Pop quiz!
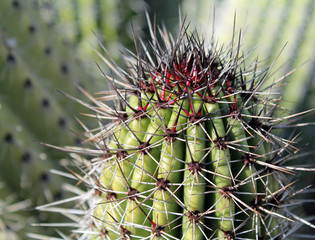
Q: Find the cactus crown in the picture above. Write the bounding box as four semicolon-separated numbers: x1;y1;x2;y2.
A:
38;18;315;240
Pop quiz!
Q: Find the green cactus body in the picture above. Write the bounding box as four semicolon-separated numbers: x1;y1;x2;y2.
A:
0;0;100;148
0;1;107;237
0;180;37;239
84;32;291;238
0;102;63;202
43;16;315;240
0;101;73;239
209;0;315;112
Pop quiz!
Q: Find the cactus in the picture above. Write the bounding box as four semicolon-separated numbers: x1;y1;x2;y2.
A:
0;102;59;200
185;0;315;227
0;0;92;207
0;180;33;240
0;94;77;239
193;0;315;113
0;1;101;238
43;0;145;61
0;1;152;238
39;15;315;239
0;0;100;146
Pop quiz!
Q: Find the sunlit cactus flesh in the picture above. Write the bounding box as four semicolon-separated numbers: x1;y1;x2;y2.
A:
40;18;315;240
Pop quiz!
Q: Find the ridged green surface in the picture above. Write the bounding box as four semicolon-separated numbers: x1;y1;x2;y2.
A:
0;0;97;238
44;0;145;60
0;103;58;198
50;22;315;239
1;1;314;239
0;0;97;146
194;0;315;112
0;1;147;238
0;181;34;240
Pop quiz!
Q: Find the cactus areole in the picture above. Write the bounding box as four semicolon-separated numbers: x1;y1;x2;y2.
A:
50;20;315;240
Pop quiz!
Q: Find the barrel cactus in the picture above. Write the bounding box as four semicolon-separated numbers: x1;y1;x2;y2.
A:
40;17;315;239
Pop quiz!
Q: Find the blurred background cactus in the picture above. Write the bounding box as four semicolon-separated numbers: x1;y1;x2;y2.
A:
0;0;145;238
0;0;314;239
